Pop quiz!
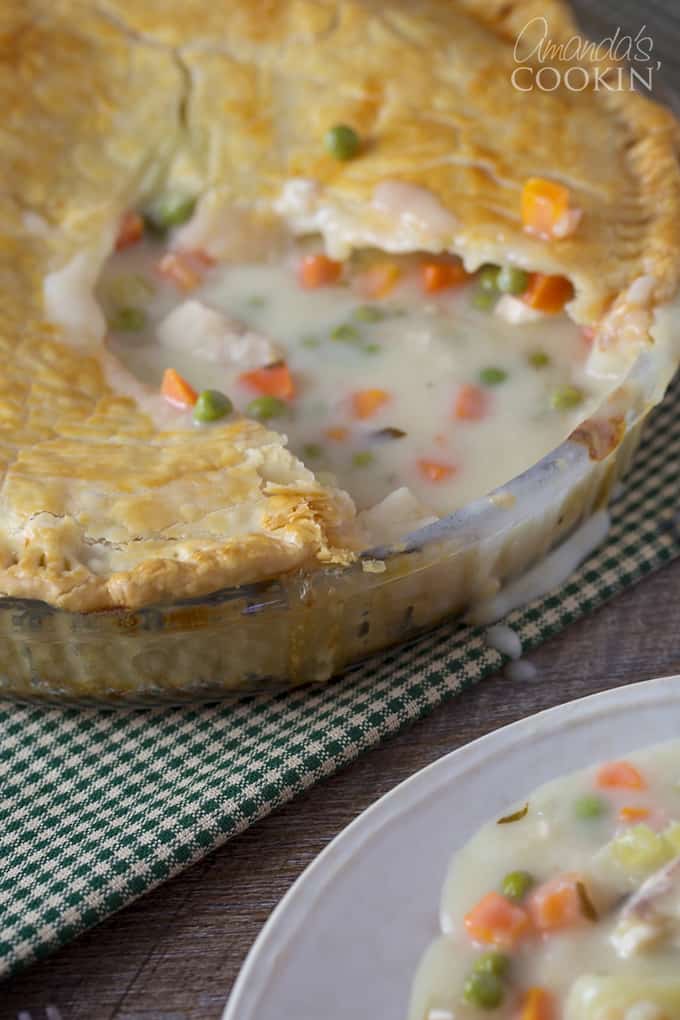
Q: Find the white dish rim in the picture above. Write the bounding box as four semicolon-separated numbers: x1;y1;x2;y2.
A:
222;673;680;1020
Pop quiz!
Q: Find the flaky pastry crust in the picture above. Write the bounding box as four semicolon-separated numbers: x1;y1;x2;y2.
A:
0;0;679;610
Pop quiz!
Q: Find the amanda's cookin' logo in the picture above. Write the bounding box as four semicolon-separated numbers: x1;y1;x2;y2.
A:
511;17;661;93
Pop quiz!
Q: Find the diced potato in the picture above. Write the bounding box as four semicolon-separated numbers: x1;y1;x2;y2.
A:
566;975;680;1020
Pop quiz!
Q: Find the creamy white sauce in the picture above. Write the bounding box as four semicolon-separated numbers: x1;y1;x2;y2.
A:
45;251;109;348
467;510;611;626
98;240;615;518
503;659;538;683
409;741;680;1020
485;624;523;660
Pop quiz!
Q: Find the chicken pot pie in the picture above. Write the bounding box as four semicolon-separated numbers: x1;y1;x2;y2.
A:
409;742;680;1020
2;0;680;615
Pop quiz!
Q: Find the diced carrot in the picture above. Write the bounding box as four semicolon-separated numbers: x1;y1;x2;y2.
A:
161;368;198;409
464;892;531;950
325;426;349;441
596;761;647;791
521;177;570;239
351;388;391;420
619;806;651;823
417;458;456;483
522;273;574;314
157;252;202;292
298;253;343;289
519;987;555;1020
421;258;470;293
527;873;585;932
453;383;488;421
115;210;144;251
356;261;401;299
239;362;296;400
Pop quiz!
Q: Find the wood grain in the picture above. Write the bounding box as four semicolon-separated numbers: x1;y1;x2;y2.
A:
5;563;680;1019
4;1;680;1017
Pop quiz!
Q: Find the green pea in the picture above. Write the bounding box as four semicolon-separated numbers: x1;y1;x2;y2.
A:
462;972;504;1010
477;265;501;292
143;193;196;235
497;265;529;295
473;952;511;979
528;350;550;369
109;306;147;333
331;323;361;343
501;870;534;902
324;123;360;161
192;389;233;424
106;273;155;306
353;304;386;323
247;295;266;308
363;342;381;355
551;385;584;410
574;793;608;820
472;288;497;312
300;335;321;349
246;396;288;421
303;442;323;459
479;366;508;386
352;450;374;468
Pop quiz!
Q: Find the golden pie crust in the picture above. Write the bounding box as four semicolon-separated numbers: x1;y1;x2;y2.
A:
1;0;679;611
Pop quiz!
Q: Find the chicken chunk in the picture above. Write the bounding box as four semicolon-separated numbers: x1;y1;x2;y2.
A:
158;299;282;368
611;854;680;957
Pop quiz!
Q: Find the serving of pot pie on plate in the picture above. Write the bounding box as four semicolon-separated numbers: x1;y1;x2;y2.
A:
1;0;679;701
410;741;680;1020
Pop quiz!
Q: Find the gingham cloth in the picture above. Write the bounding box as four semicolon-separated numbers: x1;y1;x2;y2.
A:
1;384;680;981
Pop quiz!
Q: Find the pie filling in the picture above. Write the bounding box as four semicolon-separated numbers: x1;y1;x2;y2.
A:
409;742;680;1020
94;197;621;529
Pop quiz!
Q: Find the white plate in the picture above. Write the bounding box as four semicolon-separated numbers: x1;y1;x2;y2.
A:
223;675;680;1020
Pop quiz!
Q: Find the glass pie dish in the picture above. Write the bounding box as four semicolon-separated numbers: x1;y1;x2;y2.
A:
0;335;673;705
2;2;680;705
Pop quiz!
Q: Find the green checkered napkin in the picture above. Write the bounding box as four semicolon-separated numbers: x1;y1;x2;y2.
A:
1;385;680;981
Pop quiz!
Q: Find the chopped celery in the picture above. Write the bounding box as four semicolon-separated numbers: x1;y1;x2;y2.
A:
607;823;676;878
665;821;680;854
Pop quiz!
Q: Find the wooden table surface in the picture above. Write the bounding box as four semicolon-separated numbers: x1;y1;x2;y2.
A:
5;2;680;1017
